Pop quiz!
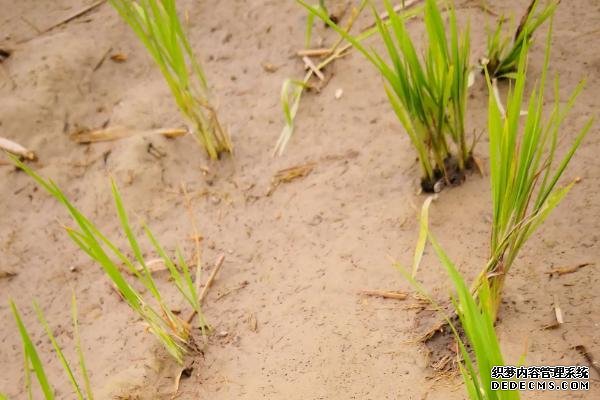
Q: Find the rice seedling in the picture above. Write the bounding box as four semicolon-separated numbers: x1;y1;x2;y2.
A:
9;294;94;400
296;0;473;192
275;2;366;157
482;0;558;79
477;20;593;320
274;0;424;157
109;0;231;160
398;199;520;400
12;157;209;364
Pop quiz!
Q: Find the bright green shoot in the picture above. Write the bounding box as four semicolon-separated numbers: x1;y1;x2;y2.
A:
297;0;472;191
483;0;558;79
398;199;519;400
275;78;308;156
71;294;93;400
109;0;232;160
10;295;94;400
479;19;593;320
13;158;209;364
11;301;54;400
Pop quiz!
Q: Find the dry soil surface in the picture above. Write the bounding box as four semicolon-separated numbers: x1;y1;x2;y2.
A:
0;0;599;399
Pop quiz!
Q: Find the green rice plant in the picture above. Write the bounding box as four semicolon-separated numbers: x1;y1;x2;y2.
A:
483;0;558;79
478;20;593;320
274;1;424;156
398;199;519;400
297;0;472;191
304;1;328;48
278;1;335;155
13;157;209;364
275;2;365;156
276;78;308;156
109;0;232;160
71;294;93;399
9;294;94;400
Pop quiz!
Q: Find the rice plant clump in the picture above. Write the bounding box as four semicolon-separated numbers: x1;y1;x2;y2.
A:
477;20;593;320
398;200;519;400
483;0;558;79
14;158;209;364
9;295;94;400
298;0;472;192
110;0;232;160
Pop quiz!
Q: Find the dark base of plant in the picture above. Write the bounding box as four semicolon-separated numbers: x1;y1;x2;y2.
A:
420;312;468;372
420;155;475;193
215;149;231;160
480;62;517;81
208;143;233;160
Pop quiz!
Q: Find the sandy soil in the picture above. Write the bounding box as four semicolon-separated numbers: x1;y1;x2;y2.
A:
1;0;599;399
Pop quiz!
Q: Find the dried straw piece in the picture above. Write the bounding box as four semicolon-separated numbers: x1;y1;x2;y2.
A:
0;137;37;160
186;254;226;324
0;270;17;279
70;126;187;144
546;262;592;277
267;162;315;195
297;48;332;57
41;0;106;34
553;295;564;324
248;313;258;332
360;290;408;300
302;56;325;81
110;53;128;62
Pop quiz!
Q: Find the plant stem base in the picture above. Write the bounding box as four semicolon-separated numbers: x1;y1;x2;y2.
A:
420;155;475;193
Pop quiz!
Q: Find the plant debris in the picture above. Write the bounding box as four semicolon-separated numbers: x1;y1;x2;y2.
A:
110;53;128;62
172;360;195;398
248;312;258;332
186;254;226;324
41;0;106;34
360;290;408;300
261;62;278;73
70;126;187;144
93;46;113;71
553;295;564;324
267;162;315;196
296;48;332;57
574;345;600;378
302;56;324;80
147;142;166;159
546;262;592;278
216;280;249;300
0;136;37;161
0;270;17;279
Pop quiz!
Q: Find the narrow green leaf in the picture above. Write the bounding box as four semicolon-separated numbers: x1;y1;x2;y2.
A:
412;196;434;277
10;301;55;400
34;302;84;400
72;293;94;400
108;0;230;159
